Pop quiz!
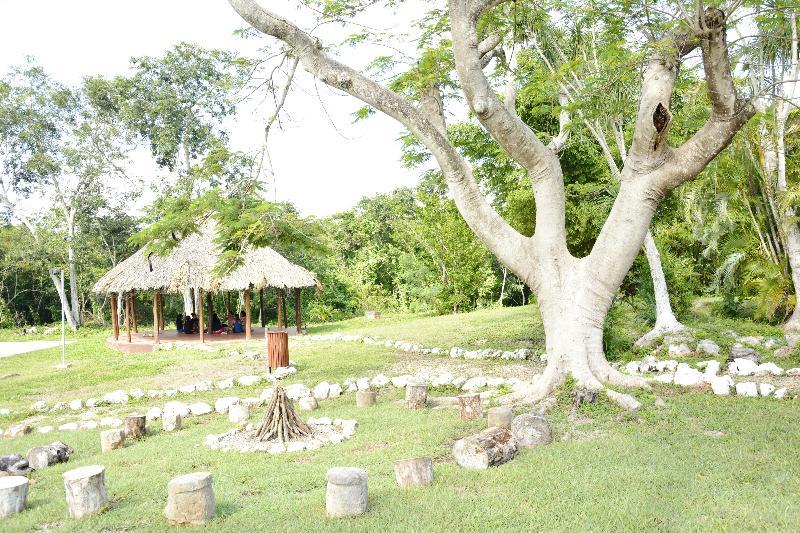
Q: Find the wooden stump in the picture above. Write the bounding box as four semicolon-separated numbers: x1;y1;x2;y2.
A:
452;427;518;470
356;390;377;407
405;384;427;409
511;414;552;448
255;387;311;443
63;465;108;518
124;414;146;439
26;441;74;468
162;412;182;432
458;393;482;420
394;457;433;487
164;472;215;526
267;331;289;370
487;407;513;430
100;430;125;453
326;467;368;517
0;476;28;517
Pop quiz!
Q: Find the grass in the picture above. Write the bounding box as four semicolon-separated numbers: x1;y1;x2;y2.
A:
0;304;798;531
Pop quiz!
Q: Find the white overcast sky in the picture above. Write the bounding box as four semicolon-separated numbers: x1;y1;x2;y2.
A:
0;0;424;217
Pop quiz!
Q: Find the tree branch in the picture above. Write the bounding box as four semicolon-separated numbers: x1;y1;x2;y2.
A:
654;7;755;191
547;90;571;155
228;0;533;281
448;0;567;251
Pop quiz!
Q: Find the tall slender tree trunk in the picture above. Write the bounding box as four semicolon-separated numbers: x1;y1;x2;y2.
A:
498;267;507;305
65;209;81;327
48;269;77;332
634;232;686;346
182;287;194;315
773;113;800;333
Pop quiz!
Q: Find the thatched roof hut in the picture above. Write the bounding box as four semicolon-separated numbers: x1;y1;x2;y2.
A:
93;224;319;295
95;223;319;347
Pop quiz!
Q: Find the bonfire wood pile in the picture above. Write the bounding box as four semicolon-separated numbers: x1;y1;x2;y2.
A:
255;387;311;443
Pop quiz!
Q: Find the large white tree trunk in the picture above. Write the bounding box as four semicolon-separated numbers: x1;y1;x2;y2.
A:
229;0;754;403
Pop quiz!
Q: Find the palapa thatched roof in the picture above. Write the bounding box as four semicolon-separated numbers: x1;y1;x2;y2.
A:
93;224;319;295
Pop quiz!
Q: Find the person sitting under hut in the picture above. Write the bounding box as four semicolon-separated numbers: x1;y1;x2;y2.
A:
211;313;225;334
232;315;244;333
182;315;192;334
176;314;183;333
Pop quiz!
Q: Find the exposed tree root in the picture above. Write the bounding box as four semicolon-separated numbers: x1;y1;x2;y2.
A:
634;319;688;348
782;317;800;347
525;355;648;407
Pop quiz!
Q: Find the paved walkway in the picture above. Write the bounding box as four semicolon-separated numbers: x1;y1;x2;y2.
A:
0;341;74;358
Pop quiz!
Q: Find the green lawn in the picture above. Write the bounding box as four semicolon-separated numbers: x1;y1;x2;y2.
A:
0;305;798;531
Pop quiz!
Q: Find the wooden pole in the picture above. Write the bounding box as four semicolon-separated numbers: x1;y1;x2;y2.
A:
259;288;265;327
159;293;165;331
277;288;284;330
131;290;138;333
294;288;302;334
245;288;252;340
125;293;131;343
153;290;160;345
198;288;205;343
110;293;119;341
207;291;214;334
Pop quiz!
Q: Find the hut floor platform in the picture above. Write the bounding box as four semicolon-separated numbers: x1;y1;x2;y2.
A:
107;327;302;353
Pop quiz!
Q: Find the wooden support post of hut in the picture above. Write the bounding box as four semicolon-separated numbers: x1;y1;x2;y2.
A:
153;290;160;345
198;287;205;344
111;293;119;341
125;292;132;343
131;290;138;333
206;291;214;335
159;294;165;331
244;288;251;340
277;288;284;330
294;288;302;334
259;288;265;327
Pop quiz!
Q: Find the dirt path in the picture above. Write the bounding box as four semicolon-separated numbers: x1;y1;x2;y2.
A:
0;341;74;358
